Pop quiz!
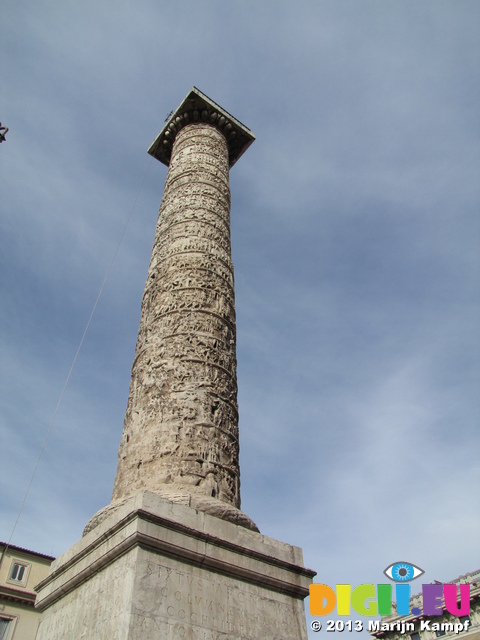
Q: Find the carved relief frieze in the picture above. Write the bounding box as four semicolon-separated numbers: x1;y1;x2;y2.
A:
112;123;243;516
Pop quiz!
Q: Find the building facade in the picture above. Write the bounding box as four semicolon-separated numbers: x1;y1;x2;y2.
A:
371;570;480;640
0;542;54;640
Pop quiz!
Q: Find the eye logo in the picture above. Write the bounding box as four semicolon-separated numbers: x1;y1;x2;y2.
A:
384;561;424;582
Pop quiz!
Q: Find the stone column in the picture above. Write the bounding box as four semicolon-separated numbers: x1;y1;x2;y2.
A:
109;88;257;530
36;91;316;640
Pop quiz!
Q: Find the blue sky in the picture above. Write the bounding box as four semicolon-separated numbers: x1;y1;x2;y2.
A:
1;2;479;636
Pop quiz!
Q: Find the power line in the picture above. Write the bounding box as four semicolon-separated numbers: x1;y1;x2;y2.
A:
1;157;154;566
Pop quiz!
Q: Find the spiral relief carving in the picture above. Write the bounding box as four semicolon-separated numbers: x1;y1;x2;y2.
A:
110;121;257;530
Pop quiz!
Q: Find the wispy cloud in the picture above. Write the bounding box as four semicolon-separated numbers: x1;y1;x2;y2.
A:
1;4;479;638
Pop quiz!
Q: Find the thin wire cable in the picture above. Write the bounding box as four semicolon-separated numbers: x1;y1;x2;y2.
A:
1;158;154;564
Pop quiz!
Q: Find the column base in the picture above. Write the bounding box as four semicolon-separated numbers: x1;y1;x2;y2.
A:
84;489;259;535
35;491;315;639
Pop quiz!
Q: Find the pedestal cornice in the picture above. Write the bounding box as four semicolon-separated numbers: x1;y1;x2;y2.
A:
36;493;316;613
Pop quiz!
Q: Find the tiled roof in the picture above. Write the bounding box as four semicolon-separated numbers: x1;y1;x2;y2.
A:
0;541;55;561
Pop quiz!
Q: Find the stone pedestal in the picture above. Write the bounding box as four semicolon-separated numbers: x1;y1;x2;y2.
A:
35;492;315;639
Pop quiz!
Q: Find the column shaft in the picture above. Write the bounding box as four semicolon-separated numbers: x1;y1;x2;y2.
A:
112;124;241;513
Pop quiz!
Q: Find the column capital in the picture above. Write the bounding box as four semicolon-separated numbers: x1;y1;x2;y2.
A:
148;86;255;168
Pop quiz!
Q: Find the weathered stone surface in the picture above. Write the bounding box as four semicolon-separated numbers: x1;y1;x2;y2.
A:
36;493;315;640
105;118;257;531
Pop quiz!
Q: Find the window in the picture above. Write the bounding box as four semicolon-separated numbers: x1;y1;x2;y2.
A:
0;618;12;640
10;563;25;581
411;633;420;640
7;561;30;587
435;630;446;637
459;616;470;626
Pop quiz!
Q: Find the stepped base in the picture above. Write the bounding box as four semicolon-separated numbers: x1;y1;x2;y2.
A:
35;492;315;639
